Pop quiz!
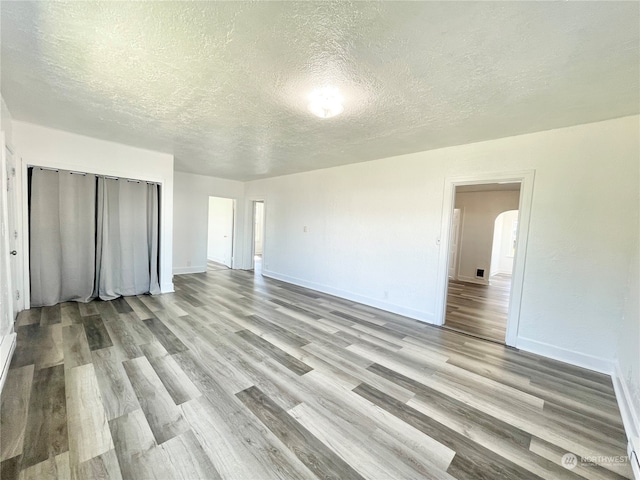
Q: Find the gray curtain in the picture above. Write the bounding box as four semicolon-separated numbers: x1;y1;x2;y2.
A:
95;178;161;300
30;169;161;305
30;169;96;307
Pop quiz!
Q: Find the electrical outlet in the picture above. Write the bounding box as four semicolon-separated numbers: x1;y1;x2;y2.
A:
303;226;308;233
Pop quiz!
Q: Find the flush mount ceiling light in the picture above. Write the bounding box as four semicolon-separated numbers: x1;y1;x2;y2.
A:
308;86;344;119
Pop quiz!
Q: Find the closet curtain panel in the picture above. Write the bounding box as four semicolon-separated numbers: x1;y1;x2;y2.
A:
95;178;161;300
29;169;96;307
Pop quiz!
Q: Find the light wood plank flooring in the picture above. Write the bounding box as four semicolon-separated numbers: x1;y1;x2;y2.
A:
445;274;511;343
0;268;632;479
207;260;230;272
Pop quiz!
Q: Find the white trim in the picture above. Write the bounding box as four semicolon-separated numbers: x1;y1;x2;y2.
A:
0;333;17;394
434;170;535;347
515;337;614;374
613;362;640;479
263;269;434;323
173;266;206;275
160;282;175;293
491;269;513;276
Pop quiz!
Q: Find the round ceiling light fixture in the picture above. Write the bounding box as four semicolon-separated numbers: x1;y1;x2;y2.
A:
308;86;344;119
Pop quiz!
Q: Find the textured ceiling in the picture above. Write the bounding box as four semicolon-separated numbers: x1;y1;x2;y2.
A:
1;2;639;181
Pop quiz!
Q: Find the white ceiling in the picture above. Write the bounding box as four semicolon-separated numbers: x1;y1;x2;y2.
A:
1;1;638;181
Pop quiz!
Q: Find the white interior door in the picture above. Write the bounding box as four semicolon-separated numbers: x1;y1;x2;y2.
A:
207;197;234;268
448;208;461;279
0;134;14;336
5;146;21;315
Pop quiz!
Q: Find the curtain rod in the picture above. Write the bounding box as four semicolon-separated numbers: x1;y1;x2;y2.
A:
35;167;161;185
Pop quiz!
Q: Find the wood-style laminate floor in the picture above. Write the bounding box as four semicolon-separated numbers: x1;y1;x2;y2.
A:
0;266;632;479
444;274;511;343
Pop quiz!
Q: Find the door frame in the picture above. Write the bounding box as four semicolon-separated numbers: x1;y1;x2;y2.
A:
434;170;535;347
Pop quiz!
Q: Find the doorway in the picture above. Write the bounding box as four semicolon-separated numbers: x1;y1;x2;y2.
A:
207;196;235;270
435;171;534;347
443;183;521;343
251;201;265;274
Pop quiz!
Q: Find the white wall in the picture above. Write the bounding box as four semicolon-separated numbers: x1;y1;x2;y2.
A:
455;191;520;283
207;197;234;265
490;210;518;276
244;115;639;372
12;121;175;294
173;171;244;274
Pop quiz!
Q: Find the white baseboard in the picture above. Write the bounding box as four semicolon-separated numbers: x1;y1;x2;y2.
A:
515;337;614;374
262;269;434;323
613;362;640;479
173;266;206;275
0;333;17;394
160;282;175;293
207;255;225;264
457;275;490;286
490;270;512;277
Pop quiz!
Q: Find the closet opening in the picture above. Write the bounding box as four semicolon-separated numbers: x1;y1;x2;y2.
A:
27;167;161;307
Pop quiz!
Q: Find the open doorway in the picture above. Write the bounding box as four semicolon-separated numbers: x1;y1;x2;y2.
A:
207;196;235;271
443;183;521;344
251;201;265;274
